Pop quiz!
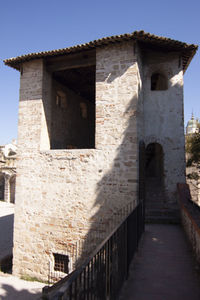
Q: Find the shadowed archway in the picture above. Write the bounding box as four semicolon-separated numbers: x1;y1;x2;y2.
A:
145;143;165;222
145;143;164;186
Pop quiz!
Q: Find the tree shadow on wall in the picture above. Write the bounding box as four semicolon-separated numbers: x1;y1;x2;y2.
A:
76;87;143;266
72;48;144;267
68;70;184;300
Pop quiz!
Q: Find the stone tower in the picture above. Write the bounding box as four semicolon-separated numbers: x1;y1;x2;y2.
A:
4;31;197;281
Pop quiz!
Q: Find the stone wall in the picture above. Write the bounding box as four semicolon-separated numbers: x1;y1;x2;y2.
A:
143;50;185;201
178;183;200;264
13;41;142;281
12;40;187;280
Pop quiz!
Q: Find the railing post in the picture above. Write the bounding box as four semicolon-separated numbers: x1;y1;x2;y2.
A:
42;286;50;300
124;219;128;280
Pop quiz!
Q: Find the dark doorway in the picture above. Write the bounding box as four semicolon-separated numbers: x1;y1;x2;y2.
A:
145;143;164;185
10;175;16;204
0;174;5;201
139;141;146;202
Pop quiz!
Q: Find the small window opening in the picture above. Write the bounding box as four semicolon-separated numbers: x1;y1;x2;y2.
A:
53;253;69;274
8;150;16;156
80;102;88;119
56;90;67;109
151;73;168;91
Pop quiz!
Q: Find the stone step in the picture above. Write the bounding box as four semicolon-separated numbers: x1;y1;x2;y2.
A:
144;183;180;223
146;210;179;217
145;202;167;208
145;208;180;224
145;215;180;224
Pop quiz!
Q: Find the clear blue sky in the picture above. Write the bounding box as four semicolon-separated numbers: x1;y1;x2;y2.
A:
0;0;199;144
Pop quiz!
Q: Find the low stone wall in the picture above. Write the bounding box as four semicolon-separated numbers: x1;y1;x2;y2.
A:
177;183;200;263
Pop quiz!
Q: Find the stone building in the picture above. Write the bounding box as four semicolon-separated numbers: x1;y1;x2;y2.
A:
0;141;17;203
4;31;197;281
186;113;200;135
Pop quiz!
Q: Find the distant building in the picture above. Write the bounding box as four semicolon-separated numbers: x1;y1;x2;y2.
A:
186;114;200;135
0;140;17;203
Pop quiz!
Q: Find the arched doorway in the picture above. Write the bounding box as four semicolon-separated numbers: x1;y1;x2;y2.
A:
10;175;16;204
145;143;165;222
145;143;164;185
0;173;5;201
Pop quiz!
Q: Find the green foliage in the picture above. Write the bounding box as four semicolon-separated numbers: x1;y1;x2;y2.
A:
20;274;48;284
186;133;200;166
186;133;200;181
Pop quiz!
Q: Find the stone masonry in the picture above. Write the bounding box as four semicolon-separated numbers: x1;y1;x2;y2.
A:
4;31;197;281
12;42;141;280
143;50;185;199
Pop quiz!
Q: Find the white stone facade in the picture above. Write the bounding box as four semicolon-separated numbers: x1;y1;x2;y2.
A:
186;114;199;135
143;50;185;200
0;142;17;203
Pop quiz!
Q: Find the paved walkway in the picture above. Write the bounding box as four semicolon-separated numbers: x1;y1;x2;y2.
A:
0;272;45;300
119;224;200;300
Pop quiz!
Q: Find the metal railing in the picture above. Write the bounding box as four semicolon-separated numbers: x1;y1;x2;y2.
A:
47;202;138;285
42;202;144;300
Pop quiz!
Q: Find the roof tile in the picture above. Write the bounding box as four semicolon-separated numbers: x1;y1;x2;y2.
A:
4;30;198;72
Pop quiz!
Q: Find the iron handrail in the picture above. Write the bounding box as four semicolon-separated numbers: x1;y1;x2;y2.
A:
42;202;144;299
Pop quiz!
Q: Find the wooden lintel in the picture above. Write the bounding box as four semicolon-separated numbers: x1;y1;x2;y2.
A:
46;51;96;72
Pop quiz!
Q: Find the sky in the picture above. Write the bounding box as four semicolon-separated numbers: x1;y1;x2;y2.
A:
0;0;199;144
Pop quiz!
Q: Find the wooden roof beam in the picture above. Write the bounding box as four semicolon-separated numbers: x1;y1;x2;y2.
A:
46;50;96;73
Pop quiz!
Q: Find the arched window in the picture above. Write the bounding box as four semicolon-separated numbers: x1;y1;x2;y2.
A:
151;73;168;91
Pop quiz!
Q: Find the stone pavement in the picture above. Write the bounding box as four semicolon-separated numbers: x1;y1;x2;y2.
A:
119;224;200;300
0;272;45;300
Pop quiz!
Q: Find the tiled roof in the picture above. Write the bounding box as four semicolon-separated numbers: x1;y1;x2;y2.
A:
4;30;198;72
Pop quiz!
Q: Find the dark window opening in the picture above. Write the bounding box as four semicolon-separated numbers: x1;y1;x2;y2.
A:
53;253;69;274
151;73;168;91
46;51;96;150
8;150;16;156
